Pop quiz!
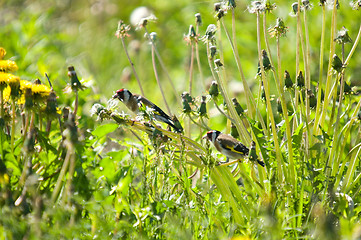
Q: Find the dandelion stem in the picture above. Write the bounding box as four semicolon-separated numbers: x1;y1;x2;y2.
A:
144;26;180;105
51;146;71;203
263;13;296;189
11;99;16;153
256;12;283;182
0;89;4;159
195;24;205;90
74;90;79;116
220;19;267;136
121;37;145;97
317;0;338;133
313;4;326;138
151;44;171;114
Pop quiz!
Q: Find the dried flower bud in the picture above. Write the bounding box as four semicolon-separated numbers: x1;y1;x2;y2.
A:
202;24;217;44
214;59;223;68
269;18;288;38
115;20;131;39
334;27;352;45
350;0;361;10
209;45;217;59
249;141;264;167
291;2;300;15
297;71;305;88
209;81;219;97
184;25;198;44
214;2;222;11
307;89;317;108
198;96;208;117
149;32;157;42
265;1;276;13
33;79;42;85
216;9;226;20
195;13;202;26
45;91;59;118
319;0;327;6
230;123;239;138
331;54;343;73
284;70;293;89
302;0;313;10
181;92;192;114
228;0;236;8
232;98;244;116
68;66;84;91
257;50;271;75
248;1;266;13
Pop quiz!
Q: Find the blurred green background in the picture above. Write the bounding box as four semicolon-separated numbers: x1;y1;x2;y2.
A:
1;0;360;113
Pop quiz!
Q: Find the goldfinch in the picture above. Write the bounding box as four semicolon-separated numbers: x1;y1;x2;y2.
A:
203;130;265;167
113;88;182;132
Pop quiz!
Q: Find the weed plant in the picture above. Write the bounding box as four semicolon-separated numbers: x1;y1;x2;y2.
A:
1;0;361;239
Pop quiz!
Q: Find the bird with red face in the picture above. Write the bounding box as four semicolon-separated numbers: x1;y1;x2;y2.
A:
113;88;182;132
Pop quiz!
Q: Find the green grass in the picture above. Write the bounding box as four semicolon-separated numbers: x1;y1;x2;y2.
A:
1;0;361;239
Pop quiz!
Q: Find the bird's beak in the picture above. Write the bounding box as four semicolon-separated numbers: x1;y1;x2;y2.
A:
202;134;208;140
112;93;118;99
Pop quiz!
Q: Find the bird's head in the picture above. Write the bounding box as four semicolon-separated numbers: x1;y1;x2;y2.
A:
202;130;221;143
113;88;132;103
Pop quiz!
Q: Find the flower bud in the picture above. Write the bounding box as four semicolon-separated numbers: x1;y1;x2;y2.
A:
209;81;219;97
198;96;207;117
195;13;202;26
232;98;244;116
68;66;84;91
296;71;304;88
230;123;239;138
284;70;293;89
214;59;223;68
331;54;343;73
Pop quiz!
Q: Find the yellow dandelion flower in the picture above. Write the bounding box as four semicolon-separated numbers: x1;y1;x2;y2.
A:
0;60;18;72
18;80;33;105
0;47;6;59
0;72;20;96
3;86;10;102
0;72;20;85
32;83;51;103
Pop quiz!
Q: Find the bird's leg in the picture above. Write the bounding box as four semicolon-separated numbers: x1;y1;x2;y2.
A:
231;162;239;173
218;157;240;166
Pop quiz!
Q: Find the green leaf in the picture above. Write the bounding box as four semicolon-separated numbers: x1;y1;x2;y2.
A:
92;123;119;138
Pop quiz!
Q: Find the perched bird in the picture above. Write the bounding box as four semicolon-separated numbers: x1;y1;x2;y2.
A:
113;88;182;132
203;130;265;167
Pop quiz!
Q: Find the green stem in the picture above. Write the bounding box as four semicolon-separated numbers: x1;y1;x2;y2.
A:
151;44;171;115
220;19;268;137
11;99;16;153
0;89;4;159
144;26;181;105
121;37;145;97
263;13;296;189
195;24;205;90
313;5;326;139
51;146;71;202
256;12;283;182
316;0;338;134
221;17;258;121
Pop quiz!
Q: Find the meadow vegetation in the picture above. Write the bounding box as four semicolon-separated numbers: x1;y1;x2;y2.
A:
1;0;361;239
